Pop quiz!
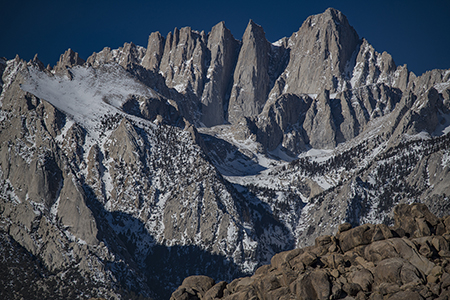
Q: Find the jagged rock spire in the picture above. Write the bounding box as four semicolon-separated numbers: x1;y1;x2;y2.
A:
227;20;271;123
268;7;360;98
142;31;165;70
55;48;85;71
200;21;239;127
158;26;208;96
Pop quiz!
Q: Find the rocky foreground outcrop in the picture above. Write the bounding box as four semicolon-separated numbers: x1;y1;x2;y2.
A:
171;203;450;300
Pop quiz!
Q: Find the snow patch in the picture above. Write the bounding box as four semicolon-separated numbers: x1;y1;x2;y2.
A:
442;152;450;168
301;148;334;163
0;59;24;106
435;82;450;93
173;82;187;93
272;38;285;47
0;168;21;205
21;64;155;137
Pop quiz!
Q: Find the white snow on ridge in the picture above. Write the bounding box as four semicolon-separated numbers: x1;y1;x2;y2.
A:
0;59;24;106
272;38;285;47
21;65;155;137
54;119;75;143
404;131;432;141
435;82;450;93
300;148;334;163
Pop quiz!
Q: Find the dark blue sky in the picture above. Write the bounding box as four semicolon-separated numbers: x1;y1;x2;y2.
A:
2;0;449;76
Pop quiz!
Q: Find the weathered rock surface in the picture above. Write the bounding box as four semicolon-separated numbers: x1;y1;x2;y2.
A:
86;42;146;69
1;56;295;299
213;7;446;154
0;59;122;299
201;21;239;127
159;27;208;97
256;93;312;153
141;31;165;71
0;229;115;300
303;89;338;149
57;174;99;245
171;204;450;300
268;7;360;99
227;20;271;124
54;48;85;77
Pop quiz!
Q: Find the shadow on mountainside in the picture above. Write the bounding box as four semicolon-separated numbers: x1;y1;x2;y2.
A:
199;133;267;176
228;181;298;259
0;229;116;300
83;185;246;300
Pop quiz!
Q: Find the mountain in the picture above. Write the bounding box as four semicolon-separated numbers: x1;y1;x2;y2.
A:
1;7;449;299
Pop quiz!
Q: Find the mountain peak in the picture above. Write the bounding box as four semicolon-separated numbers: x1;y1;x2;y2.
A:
304;7;355;33
142;31;165;70
243;19;266;39
323;7;346;21
55;48;85;71
31;53;45;70
228;18;271;123
214;20;226;29
271;7;360;95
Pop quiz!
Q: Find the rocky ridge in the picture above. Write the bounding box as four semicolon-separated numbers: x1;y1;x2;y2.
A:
171;203;450;300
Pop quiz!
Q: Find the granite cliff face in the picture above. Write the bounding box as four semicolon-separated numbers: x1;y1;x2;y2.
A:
227;20;271;124
201;22;239;127
1;7;450;300
268;7;360;98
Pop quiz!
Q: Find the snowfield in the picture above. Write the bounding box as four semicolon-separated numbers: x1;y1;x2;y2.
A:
21;65;156;137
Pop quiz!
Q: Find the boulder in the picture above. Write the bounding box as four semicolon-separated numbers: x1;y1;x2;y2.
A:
394;203;440;238
373;257;425;286
364;238;435;275
203;281;227;300
337;222;352;234
338;224;396;252
338;223;375;252
290;270;331;300
386;290;424;300
270;247;302;270
170;275;215;300
350;268;374;292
